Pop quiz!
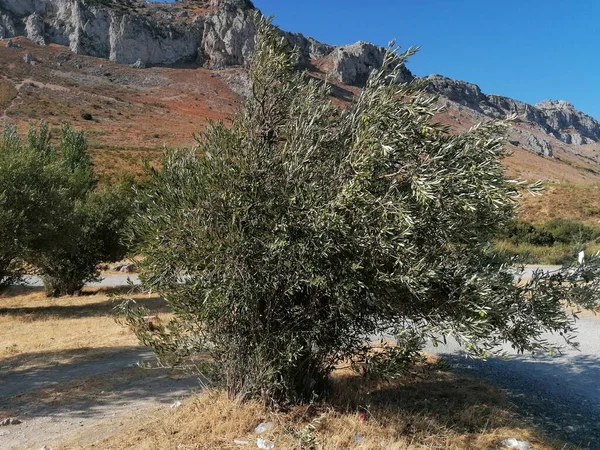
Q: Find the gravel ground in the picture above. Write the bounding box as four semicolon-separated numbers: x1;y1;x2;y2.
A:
427;315;600;448
22;274;141;288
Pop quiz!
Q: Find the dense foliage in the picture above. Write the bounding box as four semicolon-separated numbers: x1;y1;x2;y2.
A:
124;16;600;405
0;122;133;296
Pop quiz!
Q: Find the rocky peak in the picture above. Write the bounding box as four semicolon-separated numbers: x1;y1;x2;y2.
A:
425;75;600;151
536;100;576;111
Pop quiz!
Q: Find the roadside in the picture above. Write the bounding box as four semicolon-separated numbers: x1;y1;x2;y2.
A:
427;315;600;448
0;286;198;449
0;357;200;449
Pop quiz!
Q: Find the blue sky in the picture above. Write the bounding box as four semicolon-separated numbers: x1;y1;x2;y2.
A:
156;1;600;119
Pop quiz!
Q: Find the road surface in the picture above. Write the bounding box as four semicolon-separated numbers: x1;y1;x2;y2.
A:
19;265;563;289
22;273;141;288
427;314;600;448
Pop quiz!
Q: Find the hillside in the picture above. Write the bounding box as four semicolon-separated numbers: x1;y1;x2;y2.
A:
1;0;600;217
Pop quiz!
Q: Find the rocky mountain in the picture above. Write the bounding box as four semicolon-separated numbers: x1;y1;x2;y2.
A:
0;0;388;84
0;0;599;166
426;75;600;155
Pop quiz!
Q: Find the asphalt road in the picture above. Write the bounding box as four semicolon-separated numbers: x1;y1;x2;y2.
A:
426;315;600;448
19;265;562;289
22;274;141;288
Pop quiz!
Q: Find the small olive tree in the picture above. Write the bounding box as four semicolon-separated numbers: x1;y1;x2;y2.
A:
125;16;600;405
0;122;133;296
0;124;71;291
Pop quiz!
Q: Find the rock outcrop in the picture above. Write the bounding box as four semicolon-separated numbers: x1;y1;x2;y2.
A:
282;31;334;65
200;0;255;68
325;41;384;86
535;100;600;144
24;11;44;45
425;74;600;152
0;11;15;38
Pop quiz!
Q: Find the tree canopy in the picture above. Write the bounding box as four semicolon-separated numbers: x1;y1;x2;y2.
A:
0;122;133;296
124;16;600;405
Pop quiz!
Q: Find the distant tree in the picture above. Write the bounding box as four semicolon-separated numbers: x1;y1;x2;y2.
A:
124;16;600;406
0;123;70;291
0;122;133;296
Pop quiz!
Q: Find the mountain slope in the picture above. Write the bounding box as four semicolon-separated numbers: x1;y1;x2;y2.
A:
1;0;599;190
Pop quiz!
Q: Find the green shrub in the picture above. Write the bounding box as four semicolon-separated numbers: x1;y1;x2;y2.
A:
496;218;600;264
538;218;600;245
123;16;600;406
0;122;134;296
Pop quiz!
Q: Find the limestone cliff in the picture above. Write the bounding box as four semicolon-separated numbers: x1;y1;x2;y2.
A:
1;0;598;158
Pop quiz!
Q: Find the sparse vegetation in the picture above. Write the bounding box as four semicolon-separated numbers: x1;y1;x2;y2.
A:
518;182;600;225
123;16;600;406
98;369;567;450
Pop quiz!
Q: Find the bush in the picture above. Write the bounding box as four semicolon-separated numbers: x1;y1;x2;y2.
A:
124;16;600;406
539;218;600;245
497;218;600;264
0;122;133;296
0;124;71;291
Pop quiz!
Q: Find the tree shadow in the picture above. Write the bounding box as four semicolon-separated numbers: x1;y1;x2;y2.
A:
328;368;510;432
0;346;200;424
0;294;168;319
437;352;600;449
0;346;151;395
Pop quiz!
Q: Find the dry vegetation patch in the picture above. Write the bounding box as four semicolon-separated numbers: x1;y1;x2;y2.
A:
518;183;600;225
91;368;565;450
0;78;18;112
0;287;169;369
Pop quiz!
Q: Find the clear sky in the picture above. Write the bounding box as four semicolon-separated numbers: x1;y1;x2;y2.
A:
156;0;600;119
254;1;600;120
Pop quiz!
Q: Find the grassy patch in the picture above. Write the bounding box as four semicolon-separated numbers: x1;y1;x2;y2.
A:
495;240;581;265
496;218;600;264
0;286;169;367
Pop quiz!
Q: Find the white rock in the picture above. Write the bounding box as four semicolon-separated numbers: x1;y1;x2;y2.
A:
256;438;275;450
502;438;531;450
25;12;45;45
254;421;274;434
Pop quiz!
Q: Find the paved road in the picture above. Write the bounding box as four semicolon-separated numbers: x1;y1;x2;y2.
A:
427;315;600;448
22;273;141;288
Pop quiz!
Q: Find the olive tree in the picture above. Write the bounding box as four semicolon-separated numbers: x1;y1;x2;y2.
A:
0;122;133;296
124;16;600;405
0;124;71;291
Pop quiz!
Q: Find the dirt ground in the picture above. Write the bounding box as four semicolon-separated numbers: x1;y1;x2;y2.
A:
0;286;200;449
0;286;577;450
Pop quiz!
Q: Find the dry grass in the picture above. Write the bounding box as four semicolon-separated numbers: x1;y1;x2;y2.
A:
91;368;567;450
0;286;169;369
0;78;18;111
518;183;600;225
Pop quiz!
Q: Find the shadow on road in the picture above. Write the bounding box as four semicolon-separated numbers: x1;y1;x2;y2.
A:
440;352;600;449
0;346;157;398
